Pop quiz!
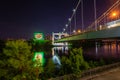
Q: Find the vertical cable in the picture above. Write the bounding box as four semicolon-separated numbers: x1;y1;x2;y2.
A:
94;0;97;30
70;22;71;35
73;9;77;33
68;18;71;35
81;0;84;32
74;10;77;33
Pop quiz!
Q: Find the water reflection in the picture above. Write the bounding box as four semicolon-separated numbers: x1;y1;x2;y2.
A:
84;42;120;60
52;46;68;56
52;54;61;68
52;46;68;68
52;42;120;61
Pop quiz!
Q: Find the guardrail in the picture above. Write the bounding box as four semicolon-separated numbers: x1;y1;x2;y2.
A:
49;62;120;80
81;62;120;79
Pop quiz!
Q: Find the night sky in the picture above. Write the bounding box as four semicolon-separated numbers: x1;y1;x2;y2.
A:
0;0;116;39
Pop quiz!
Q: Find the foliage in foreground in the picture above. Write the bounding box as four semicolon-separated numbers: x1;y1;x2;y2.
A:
0;40;43;80
59;48;90;76
0;40;107;80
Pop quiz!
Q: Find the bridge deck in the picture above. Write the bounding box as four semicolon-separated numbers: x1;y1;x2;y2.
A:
55;26;120;42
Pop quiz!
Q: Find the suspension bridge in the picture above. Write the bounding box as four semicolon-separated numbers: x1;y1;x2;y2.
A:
54;0;120;43
52;1;120;79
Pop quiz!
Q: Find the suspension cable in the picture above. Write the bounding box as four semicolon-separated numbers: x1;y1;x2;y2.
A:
66;0;81;33
87;0;120;30
81;0;84;32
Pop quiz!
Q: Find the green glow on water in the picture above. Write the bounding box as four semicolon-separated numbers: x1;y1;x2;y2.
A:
33;52;45;66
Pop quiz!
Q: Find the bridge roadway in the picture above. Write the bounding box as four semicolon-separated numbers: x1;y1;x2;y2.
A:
55;26;120;42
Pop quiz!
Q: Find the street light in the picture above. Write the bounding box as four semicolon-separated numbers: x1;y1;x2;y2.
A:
63;28;65;31
73;30;76;34
73;9;76;13
68;18;71;35
112;12;117;16
68;18;71;21
77;29;81;33
112;12;117;17
65;24;68;28
110;11;118;20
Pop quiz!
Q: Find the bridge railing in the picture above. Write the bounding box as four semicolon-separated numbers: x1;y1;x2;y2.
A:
65;18;120;38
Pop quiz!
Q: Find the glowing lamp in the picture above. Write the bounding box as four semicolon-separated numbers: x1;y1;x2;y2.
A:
110;11;118;19
112;12;117;17
73;30;76;34
78;29;81;33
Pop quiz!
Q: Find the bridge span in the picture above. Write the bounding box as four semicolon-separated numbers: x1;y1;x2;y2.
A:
56;0;120;43
55;26;120;42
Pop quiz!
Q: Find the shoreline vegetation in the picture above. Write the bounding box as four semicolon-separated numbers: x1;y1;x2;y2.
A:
0;39;120;80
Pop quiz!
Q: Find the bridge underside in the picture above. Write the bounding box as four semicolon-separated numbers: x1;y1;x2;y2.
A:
55;26;120;42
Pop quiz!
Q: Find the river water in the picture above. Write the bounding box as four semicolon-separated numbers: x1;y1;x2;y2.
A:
84;42;120;61
53;41;120;61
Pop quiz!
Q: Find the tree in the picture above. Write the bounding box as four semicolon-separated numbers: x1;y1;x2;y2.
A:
60;48;89;76
0;40;42;80
69;48;89;74
42;58;56;79
60;56;72;75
